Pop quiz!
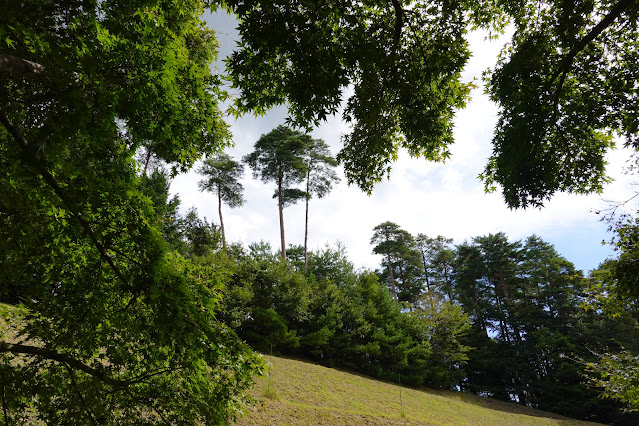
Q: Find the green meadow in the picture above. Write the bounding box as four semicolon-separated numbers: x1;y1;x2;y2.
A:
237;355;600;426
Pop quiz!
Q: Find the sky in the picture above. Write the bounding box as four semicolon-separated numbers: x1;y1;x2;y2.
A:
170;11;638;275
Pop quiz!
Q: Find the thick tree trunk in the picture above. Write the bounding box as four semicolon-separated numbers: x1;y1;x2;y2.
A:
304;171;310;272
278;173;286;260
218;188;226;250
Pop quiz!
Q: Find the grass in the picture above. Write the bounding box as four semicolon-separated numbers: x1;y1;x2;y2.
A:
0;306;601;425
0;303;24;343
236;355;601;426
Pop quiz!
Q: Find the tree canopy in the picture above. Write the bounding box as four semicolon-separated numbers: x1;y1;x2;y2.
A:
3;0;639;422
0;1;259;423
224;0;639;207
198;152;245;248
243;125;310;259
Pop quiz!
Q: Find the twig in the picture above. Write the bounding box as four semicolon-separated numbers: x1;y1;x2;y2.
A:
65;363;99;426
1;376;10;426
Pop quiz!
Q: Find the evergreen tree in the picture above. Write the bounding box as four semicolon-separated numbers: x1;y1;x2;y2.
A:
371;222;422;303
198;152;245;249
301;138;340;271
244;126;309;260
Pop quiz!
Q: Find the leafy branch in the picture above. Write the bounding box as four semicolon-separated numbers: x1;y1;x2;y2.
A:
0;108;128;286
550;0;634;105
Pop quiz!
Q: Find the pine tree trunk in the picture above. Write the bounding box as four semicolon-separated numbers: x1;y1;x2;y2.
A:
499;267;522;341
471;279;487;336
278;172;286;260
304;171;310;272
218;188;226;250
444;265;452;300
387;252;397;301
420;249;430;292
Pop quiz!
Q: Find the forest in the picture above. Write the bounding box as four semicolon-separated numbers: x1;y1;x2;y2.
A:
2;0;639;424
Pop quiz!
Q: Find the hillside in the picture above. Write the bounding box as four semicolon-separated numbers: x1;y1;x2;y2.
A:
236;355;600;426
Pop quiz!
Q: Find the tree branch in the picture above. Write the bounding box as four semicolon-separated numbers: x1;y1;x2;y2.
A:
0;341;128;387
551;0;635;99
1;341;178;390
64;364;99;426
0;108;128;286
1;377;9;426
391;0;404;48
0;53;49;81
0;52;81;85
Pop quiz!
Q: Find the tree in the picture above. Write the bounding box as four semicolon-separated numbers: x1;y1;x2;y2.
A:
198;152;245;249
371;221;422;303
225;0;485;194
451;233;638;422
582;209;639;414
243;125;309;260
412;292;472;388
301;138;340;271
473;233;523;343
139;168;185;253
425;236;456;299
223;0;638;208
0;1;261;423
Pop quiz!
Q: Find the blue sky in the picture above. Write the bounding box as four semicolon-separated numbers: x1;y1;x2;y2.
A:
170;10;637;275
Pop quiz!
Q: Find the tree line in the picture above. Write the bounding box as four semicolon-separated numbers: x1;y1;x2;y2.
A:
370;221;639;423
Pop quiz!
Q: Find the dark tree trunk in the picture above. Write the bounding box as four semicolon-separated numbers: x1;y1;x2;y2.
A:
278;172;286;260
387;252;397;301
304;170;310;272
419;249;430;292
499;268;522;341
218;187;226;250
143;150;152;175
471;279;487;336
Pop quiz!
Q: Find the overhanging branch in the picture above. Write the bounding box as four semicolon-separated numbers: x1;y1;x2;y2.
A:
0;341;127;387
0;108;128;285
391;0;404;48
0;52;81;85
0;341;177;389
551;0;635;99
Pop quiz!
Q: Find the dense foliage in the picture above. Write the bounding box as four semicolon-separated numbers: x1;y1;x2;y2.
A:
581;204;639;414
217;241;471;388
225;0;639;207
0;1;261;423
3;0;639;423
368;223;639;424
483;0;639;208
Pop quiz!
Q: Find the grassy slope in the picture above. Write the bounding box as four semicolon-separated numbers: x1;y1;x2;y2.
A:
236;355;600;426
